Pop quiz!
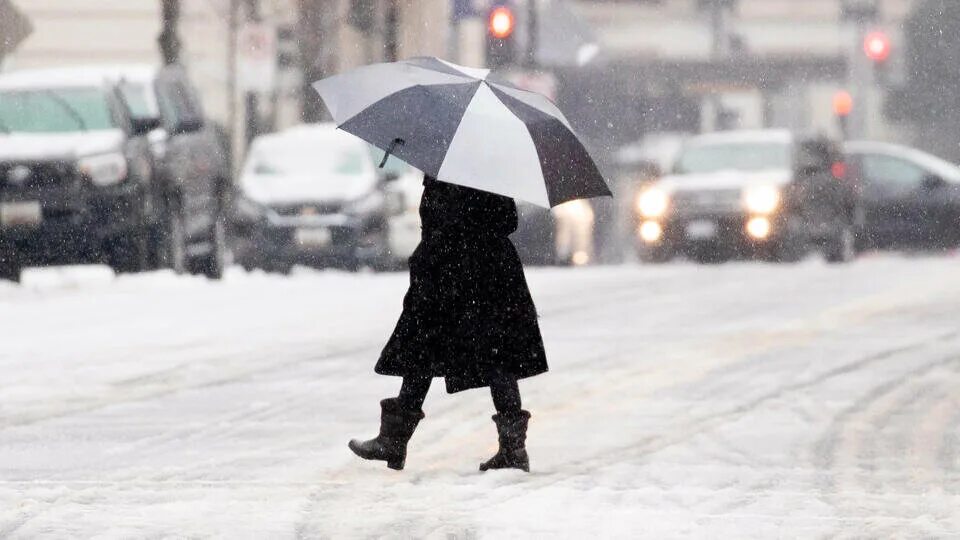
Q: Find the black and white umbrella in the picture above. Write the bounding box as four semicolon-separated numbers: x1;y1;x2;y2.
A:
312;57;610;208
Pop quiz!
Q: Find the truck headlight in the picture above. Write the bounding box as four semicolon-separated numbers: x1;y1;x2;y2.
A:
78;152;128;186
743;185;780;215
637;188;669;218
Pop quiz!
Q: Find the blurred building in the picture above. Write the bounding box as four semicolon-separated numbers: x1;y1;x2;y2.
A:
566;0;921;151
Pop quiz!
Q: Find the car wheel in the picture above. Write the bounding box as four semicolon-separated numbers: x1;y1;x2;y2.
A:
107;229;150;275
154;196;187;274
0;260;21;283
825;225;857;264
766;218;807;263
189;213;227;280
265;261;293;275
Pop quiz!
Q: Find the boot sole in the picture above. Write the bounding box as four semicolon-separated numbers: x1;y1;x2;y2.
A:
479;463;530;472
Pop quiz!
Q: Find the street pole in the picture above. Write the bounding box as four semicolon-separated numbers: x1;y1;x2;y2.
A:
841;0;879;140
709;0;726;57
297;0;332;122
227;0;239;168
158;0;181;65
850;21;869;140
243;0;261;147
385;0;400;62
448;17;461;64
526;0;538;69
706;0;730;131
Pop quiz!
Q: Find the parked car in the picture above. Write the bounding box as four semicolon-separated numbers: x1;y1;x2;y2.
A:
634;129;858;264
104;64;231;279
233;124;419;273
0;68;157;282
512;200;595;266
0;65;230;283
845;141;960;250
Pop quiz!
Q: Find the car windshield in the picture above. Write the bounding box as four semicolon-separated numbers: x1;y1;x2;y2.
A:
674;142;791;174
0;87;116;133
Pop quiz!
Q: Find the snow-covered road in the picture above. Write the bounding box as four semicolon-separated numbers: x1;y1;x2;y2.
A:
1;255;959;538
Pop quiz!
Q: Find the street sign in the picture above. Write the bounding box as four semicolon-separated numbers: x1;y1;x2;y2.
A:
0;0;33;58
237;22;277;93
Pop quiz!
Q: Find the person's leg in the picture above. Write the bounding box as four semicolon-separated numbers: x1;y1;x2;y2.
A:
397;374;432;411
481;371;531;472
349;375;431;471
489;373;521;414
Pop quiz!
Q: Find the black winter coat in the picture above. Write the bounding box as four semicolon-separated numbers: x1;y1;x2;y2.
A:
376;177;548;393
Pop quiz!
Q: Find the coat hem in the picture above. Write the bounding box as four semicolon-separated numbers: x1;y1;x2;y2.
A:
374;366;548;394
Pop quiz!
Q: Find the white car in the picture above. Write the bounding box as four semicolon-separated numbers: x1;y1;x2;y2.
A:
232;124;421;272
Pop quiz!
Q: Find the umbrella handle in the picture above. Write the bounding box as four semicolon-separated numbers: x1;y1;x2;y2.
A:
379;138;405;168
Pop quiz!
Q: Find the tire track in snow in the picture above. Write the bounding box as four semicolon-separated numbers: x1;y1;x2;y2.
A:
812;353;960;537
0;342;382;431
0;345;379;537
425;336;960;528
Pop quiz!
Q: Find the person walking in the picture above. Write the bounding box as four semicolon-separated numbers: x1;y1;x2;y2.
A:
348;175;548;472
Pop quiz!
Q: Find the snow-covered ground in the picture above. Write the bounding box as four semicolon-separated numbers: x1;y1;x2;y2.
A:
1;255;959;538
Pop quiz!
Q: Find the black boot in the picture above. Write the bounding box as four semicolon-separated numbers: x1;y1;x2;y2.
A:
479;410;531;472
348;398;424;470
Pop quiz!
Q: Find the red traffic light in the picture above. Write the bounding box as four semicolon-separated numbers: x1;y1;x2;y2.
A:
489;6;515;39
833;90;853;117
863;31;891;62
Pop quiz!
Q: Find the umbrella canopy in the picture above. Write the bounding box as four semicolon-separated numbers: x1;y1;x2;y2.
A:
312;57;610;208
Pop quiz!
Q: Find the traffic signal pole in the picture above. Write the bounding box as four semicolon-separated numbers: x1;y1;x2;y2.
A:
850;21;872;139
526;0;538;68
841;0;880;140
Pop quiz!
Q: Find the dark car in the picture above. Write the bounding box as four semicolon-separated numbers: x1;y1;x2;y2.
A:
107;64;232;279
0;69;159;282
233;124;409;273
634;129;858;264
845;141;960;250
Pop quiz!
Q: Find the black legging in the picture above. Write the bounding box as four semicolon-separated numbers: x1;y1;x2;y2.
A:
397;372;522;414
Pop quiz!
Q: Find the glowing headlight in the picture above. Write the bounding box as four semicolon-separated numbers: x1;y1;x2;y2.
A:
639;220;663;243
78;152;128;186
553;199;594;223
637;188;669;218
746;216;772;239
743;185;780;214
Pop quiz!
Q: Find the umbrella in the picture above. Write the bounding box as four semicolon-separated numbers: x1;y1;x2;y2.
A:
312;57;610;208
